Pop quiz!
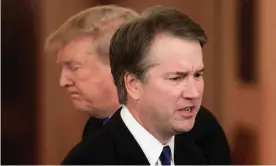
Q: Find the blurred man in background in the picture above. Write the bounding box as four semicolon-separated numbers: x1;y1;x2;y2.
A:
45;5;138;138
45;5;231;164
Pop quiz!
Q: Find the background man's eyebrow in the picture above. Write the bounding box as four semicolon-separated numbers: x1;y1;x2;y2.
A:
57;61;82;66
57;61;73;65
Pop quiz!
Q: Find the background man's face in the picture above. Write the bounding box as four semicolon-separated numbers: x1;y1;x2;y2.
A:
57;35;118;118
138;34;204;135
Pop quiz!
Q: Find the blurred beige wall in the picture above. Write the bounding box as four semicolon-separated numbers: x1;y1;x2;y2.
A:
258;0;276;164
218;1;260;163
219;0;260;146
37;0;276;164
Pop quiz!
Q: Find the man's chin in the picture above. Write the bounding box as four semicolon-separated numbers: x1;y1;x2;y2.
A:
72;101;90;112
73;105;107;118
72;100;112;118
174;121;195;134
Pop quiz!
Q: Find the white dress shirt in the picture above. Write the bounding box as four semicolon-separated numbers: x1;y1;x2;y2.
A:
121;105;175;166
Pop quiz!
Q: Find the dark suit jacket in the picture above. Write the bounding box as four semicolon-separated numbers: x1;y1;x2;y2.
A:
62;107;210;165
184;106;231;164
80;106;231;165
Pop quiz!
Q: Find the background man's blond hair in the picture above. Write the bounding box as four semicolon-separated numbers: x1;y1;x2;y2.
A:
45;5;138;63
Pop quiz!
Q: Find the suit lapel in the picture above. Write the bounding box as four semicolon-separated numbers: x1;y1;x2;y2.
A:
106;108;150;165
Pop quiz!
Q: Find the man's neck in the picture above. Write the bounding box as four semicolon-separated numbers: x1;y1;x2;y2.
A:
86;104;120;119
126;104;172;145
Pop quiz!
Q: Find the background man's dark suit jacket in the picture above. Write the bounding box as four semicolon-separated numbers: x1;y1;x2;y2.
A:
62;108;211;165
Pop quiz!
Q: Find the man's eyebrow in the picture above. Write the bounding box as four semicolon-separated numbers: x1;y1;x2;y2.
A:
164;71;189;77
56;60;82;66
163;67;205;76
196;67;205;73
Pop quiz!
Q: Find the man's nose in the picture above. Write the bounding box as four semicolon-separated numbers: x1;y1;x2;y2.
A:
59;69;74;88
182;78;201;99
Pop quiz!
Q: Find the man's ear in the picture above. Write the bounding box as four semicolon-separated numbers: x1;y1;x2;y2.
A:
124;72;141;101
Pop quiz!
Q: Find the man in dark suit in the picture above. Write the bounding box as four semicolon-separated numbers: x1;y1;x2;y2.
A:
82;106;230;164
62;107;212;165
61;6;231;165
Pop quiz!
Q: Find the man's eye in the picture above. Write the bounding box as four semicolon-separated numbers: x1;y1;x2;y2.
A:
69;66;80;71
169;76;183;81
194;73;203;79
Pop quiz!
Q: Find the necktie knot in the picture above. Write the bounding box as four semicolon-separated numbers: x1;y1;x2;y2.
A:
102;118;109;125
160;145;171;165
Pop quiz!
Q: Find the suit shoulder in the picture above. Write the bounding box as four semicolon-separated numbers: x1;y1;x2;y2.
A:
61;128;117;165
196;106;221;130
194;106;231;164
191;106;227;143
197;106;217;121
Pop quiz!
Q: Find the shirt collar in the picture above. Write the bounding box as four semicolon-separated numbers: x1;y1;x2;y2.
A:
120;105;175;165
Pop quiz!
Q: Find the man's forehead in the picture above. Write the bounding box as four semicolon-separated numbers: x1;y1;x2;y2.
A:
149;62;204;71
56;49;84;65
56;39;95;63
146;52;203;68
146;53;204;73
